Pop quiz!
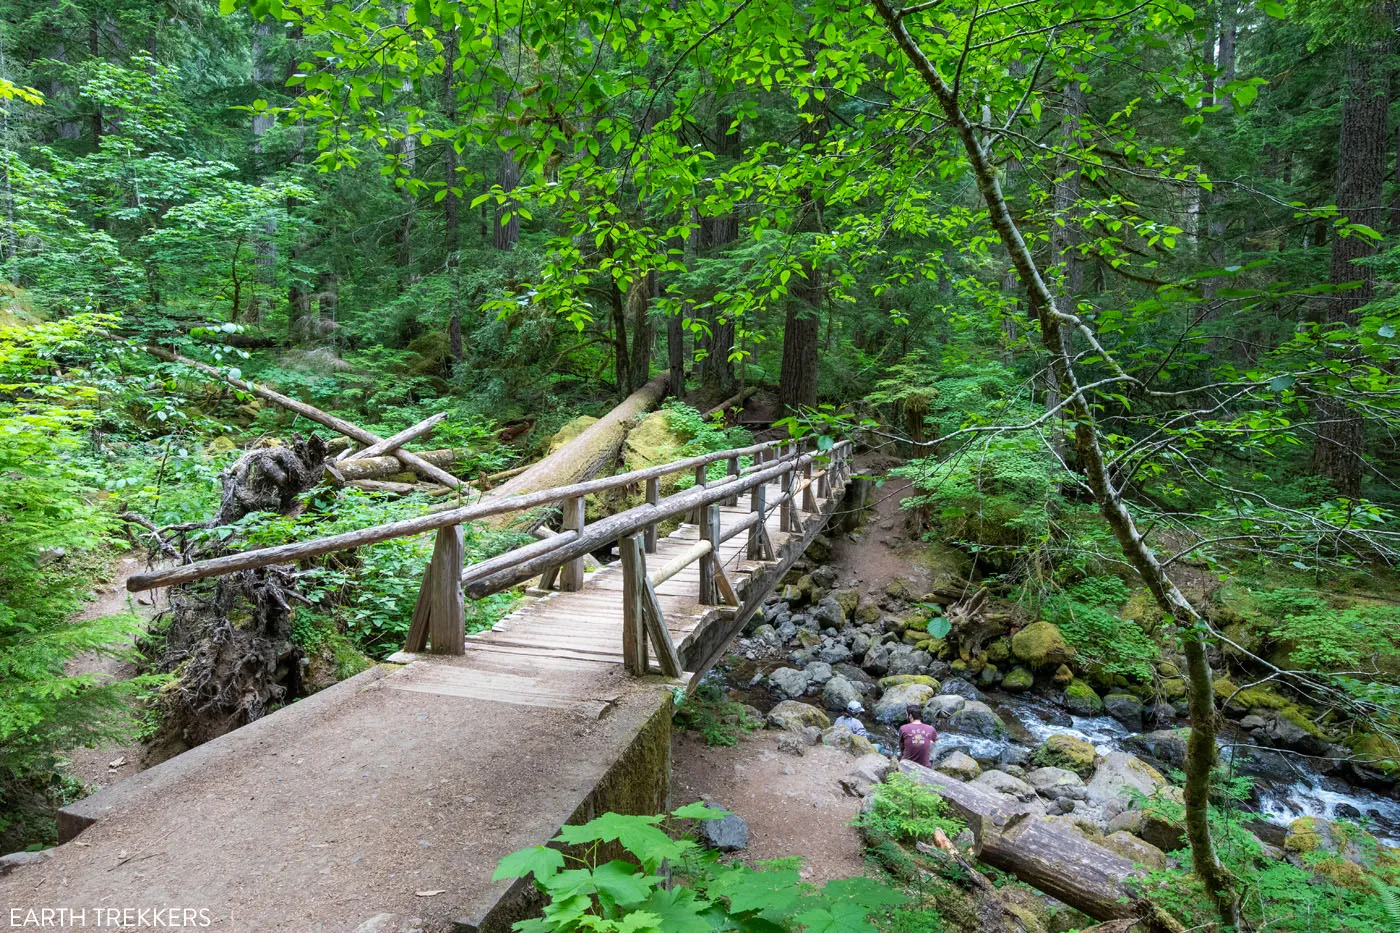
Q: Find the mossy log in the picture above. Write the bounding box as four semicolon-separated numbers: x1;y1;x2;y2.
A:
480;374;669;527
900;762;1185;933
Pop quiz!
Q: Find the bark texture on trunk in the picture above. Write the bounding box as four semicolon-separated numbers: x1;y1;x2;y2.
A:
700;111;739;395
900;764;1184;933
780;79;825;413
1310;39;1389;497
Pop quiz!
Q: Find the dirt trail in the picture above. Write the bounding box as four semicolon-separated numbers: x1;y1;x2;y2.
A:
63;555;172;792
671;731;867;884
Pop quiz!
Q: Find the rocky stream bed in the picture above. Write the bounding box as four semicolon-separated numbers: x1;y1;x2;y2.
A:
702;556;1400;867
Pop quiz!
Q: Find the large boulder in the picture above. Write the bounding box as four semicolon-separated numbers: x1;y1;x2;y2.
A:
1102;693;1144;731
1063;680;1104;716
861;643;893;675
1002;666;1034;692
622;411;689;487
1011;621;1075;668
1085;752;1167;807
939;678;981;700
834;663;878;691
973;769;1037;803
841;754;893;797
812;596;846;629
923;694;967;722
805;661;834;686
1025;766;1087;801
1101;831;1166;870
886;645;932;676
937;751;982;781
767;667;810;699
874;683;937;723
947;700;1007;738
1032;734;1097;776
822;724;877;757
878;674;941;690
766;700;831;732
818;641;853;665
1125;729;1189;769
822;675;863;712
700;812;750;852
1107;806;1185;852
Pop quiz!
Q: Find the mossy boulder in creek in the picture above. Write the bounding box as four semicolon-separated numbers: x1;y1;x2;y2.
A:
1011;621;1075;668
1347;732;1400;777
1032;734;1097;777
1063;679;1103;715
878;674;941;691
1002;666;1034;692
765;700;831;732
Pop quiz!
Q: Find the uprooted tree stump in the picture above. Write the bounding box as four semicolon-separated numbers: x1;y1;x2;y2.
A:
141;435;328;748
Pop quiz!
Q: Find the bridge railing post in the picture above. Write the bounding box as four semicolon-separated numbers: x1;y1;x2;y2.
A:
747;481;773;561
402;524;465;655
560;496;586;591
688;463;706;523
620;534;649;675
802;461;817;512
723;455;740;506
644;477;659;553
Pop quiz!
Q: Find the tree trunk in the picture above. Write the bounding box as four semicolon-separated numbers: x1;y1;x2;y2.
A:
628;271;657;392
1310;39;1389;498
443;26;463;360
1046;82;1084;457
700;111;739;395
780;84;825;413
870;5;1241;926
249;18;278;324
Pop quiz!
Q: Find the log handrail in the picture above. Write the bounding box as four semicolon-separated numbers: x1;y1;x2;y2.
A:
127;436;845;593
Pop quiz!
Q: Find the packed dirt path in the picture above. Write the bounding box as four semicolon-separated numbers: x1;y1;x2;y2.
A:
63;555;172;792
671;731;867;884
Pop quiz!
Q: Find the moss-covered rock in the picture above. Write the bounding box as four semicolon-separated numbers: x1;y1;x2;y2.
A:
1347;732;1400;776
765;700;831;732
878;674;941;690
1012;621;1075;668
622;410;690;490
1032;734;1098;777
985;638;1011;663
834;589;860;619
1283;816;1335;855
1063;679;1103;716
1160;677;1187;700
1053;663;1074;686
1002;666;1034;692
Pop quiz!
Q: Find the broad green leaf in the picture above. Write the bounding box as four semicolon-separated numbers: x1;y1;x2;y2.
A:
492;845;564;883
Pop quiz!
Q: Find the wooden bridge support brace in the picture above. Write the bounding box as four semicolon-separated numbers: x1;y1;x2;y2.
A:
620;535;682;677
404;525;466;654
560;496;586;591
644;478;659;553
780;470;793;533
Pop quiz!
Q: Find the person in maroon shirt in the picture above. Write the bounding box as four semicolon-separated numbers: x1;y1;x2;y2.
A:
898;704;937;767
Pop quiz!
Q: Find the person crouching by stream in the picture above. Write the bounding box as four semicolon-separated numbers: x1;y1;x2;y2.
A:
899;704;937;767
833;701;889;755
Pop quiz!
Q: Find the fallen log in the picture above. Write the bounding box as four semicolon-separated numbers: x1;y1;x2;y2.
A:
339;412;446;461
107;333;465;490
347;479;452;496
331;448;473;482
900;762;1184;933
918;829;1034;933
479;373;669;526
701;385;757;419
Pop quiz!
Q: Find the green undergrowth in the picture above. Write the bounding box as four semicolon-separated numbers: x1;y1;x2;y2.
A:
672;682;760;746
493;804;907;931
855;773;964;847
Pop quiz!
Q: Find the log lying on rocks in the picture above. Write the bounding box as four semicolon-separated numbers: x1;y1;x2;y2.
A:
478;373;669;527
701;385;757;419
332;448;473;482
899;762;1185;933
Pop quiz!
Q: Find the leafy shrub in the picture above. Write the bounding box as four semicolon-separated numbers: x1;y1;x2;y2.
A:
1033;576;1159;682
0;315;162;848
856;772;964;846
493;804;906;931
672;683;760;747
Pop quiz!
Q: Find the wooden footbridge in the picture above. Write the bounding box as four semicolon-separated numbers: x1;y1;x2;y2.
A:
3;433;854;933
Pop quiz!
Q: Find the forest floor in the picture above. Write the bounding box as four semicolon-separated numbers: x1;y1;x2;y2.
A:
670;730;868;884
62;555;171;792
